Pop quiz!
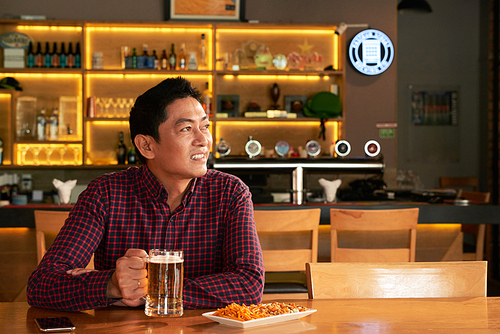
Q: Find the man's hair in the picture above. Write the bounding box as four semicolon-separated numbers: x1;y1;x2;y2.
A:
129;77;202;164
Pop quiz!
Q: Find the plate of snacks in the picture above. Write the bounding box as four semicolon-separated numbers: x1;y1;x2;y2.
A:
202;302;317;328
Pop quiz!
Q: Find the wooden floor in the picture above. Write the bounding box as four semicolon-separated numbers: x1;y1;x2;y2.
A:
2;227;500;302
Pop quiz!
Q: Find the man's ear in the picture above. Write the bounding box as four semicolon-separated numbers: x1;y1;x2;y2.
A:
134;134;155;160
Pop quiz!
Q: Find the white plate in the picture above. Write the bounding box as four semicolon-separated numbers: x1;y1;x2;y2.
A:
202;308;317;328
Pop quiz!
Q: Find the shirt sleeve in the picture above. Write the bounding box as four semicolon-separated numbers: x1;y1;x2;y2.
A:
182;181;265;309
26;180;118;311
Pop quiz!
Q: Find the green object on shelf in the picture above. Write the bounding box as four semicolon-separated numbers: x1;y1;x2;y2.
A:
303;91;341;118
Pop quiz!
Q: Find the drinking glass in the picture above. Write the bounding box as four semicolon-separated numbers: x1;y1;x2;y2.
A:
145;249;184;317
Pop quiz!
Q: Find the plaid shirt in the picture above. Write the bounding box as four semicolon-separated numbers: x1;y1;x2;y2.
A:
27;165;264;311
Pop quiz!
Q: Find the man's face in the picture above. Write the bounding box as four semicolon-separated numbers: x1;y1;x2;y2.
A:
150;96;212;182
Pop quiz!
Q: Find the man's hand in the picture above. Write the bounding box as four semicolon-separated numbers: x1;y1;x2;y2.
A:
107;248;148;307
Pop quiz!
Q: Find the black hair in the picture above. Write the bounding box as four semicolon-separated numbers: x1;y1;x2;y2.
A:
129;77;202;164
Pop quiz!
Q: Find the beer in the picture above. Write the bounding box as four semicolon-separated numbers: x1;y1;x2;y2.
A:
145;250;184;317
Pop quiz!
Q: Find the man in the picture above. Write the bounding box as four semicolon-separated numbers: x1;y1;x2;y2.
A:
27;77;265;311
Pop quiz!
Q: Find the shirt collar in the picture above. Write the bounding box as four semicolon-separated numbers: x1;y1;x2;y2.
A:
141;164;199;202
142;164;167;199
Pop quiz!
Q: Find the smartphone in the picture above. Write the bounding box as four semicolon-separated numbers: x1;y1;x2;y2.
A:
34;317;76;332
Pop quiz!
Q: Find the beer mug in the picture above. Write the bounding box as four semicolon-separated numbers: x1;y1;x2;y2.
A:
145;249;184;317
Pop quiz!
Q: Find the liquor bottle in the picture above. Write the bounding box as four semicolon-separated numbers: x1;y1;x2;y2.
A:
74;42;81;68
127;146;137;164
49;107;59;140
131;48;137;69
161;49;168;69
152;50;160;70
36;108;48;141
67;42;75;68
35;42;43;68
0;137;3;165
169;43;176;70
51;42;59;68
27;41;35;68
44;42;51;68
201;82;212;117
199;33;207;69
59;42;67;68
178;43;186;70
142;44;149;57
117;131;127;164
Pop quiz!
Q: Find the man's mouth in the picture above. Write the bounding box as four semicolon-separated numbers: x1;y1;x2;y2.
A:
191;154;205;160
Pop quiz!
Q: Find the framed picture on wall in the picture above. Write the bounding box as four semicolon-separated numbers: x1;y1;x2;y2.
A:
164;0;245;21
217;94;240;117
284;95;308;117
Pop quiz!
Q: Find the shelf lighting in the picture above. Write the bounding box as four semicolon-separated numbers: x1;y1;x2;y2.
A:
85;27;212;70
15;143;82;166
1;73;81;79
223;75;322;81
17;25;82;32
216;29;334;35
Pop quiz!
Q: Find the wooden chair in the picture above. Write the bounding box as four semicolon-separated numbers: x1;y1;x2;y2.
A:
306;261;487;299
456;190;491;261
254;208;321;294
330;208;419;262
34;210;94;269
439;176;479;191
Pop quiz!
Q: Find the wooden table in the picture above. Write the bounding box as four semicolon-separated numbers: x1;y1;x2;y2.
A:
2;297;500;333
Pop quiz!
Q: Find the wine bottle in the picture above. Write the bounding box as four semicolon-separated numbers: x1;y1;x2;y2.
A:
59;42;67;68
117;131;127;164
169;43;176;70
49;107;59;140
201;82;212;116
199;33;207;69
67;42;75;68
131;48;137;69
161;49;168;69
127;146;137;164
179;43;186;70
27;41;35;68
51;42;59;68
44;42;51;68
35;42;43;68
74;42;81;68
37;108;48;141
152;50;160;70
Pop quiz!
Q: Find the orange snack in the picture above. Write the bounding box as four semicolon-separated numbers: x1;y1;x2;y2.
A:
213;302;308;321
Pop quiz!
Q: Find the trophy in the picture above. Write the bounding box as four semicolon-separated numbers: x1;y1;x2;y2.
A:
270;83;280;109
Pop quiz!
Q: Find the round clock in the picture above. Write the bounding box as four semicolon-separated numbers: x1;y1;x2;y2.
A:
364;140;381;157
216;138;231;157
305;140;321;157
335;140;351;157
275;140;290;157
245;137;262;159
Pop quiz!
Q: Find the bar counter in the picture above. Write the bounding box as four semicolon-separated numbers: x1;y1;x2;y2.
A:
2;297;500;333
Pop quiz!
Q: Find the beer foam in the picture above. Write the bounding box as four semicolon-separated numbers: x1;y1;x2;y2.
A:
149;255;183;264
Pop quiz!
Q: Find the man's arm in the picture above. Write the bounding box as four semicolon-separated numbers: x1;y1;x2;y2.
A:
182;184;265;309
26;181;119;311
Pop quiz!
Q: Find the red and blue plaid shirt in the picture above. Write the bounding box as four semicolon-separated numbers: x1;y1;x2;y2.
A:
27;165;264;311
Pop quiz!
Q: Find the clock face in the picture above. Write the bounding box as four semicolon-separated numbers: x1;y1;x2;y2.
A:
335;140;351;157
217;139;231;157
305;140;321;157
275;141;290;157
349;29;394;76
245;139;262;158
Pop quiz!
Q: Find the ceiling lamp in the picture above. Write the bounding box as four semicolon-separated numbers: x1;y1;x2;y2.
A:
398;0;432;13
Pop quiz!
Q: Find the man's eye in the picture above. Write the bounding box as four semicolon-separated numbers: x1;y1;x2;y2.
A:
181;126;191;132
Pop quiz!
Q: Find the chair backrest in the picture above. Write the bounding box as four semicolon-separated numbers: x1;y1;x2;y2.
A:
34;210;94;269
330;208;419;262
306;261;487;299
439;176;479;191
456;190;490;261
457;190;491;204
254;209;321;272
